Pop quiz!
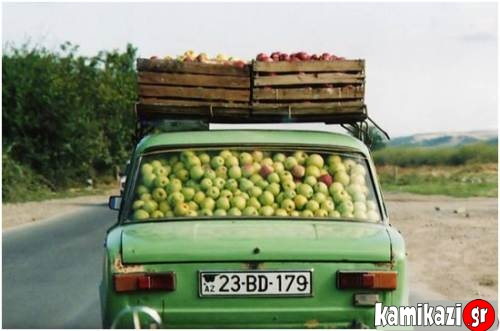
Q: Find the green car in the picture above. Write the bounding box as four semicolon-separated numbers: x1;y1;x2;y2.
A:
101;129;407;328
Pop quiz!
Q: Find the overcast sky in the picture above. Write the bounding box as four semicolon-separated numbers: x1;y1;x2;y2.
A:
2;2;498;137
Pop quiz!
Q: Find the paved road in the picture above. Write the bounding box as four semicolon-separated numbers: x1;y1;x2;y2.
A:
2;204;117;328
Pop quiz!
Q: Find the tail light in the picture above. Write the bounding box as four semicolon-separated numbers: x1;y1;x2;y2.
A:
114;272;176;292
337;271;397;290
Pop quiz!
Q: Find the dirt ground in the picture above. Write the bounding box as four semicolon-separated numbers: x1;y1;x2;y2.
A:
2;192;497;301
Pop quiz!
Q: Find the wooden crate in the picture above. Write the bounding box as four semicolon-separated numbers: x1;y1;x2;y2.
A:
137;58;252;108
252;59;365;118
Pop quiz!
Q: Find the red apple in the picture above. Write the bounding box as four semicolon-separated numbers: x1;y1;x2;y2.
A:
256;53;269;61
321;52;332;61
233;60;246;68
318;174;333;187
279;53;290;61
270;51;281;61
259;165;274;178
291;165;305;179
297;52;310;61
150;56;158;60
310;54;320;61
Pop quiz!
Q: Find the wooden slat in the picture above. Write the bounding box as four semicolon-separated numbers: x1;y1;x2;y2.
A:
252;100;364;110
253;86;364;101
253;60;364;73
137;58;250;76
139;85;250;102
136;103;251;120
254;72;364;87
139;98;250;107
138;72;250;88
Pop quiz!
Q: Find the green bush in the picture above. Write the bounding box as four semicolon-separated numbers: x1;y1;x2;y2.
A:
2;42;137;200
373;143;498;167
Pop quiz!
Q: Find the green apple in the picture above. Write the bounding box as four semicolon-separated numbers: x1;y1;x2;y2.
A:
241;164;255;178
259;205;275;217
231;196;246;210
199;208;213;216
207;186;220;199
188;201;199;211
259;191;275;206
193;191;206;205
305;200;320;213
153;166;167;177
185;179;198;189
181;187;196;202
252;150;264;162
327;155;342;166
139;193;152;201
211;156;225;169
297;183;313;199
225;178;239;192
198;153;211;165
329;182;344;195
185;154;201;168
352;191;366;202
275;209;288;217
305;165;321;178
283;189;296;200
353;201;367;213
239;152;253;165
249;186;263;198
141;163;154;175
220;189;233;199
142;172;156;188
338;200;354;215
133;209;150;220
225;156;239;168
329;210;341;218
321;199;335;212
168;191;184;205
203;168;217;180
213;177;226;189
332;189;351;204
132;200;145;210
329;162;346;174
215;166;228;180
354;210;367;220
312;192;327;204
293;151;307;165
200;197;215;211
249;174;263;184
168;155;179;166
154;176;169;188
279;171;293;183
290;210;300;217
272;153;286;163
261;157;274;167
175;169;189;181
306;153;324;168
343;159;356;171
285;156;298;170
219;149;232;159
314;182;329;194
216;196;230;210
238;192;250;200
143;200;158;214
314;209;329;217
136;185;149;196
301;209;314;217
304;175;317;187
152;188;167;201
174;203;190;216
151;210;165;218
200;178;213;191
189;165;204;180
350;174;365;186
247;197;261;209
252;162;262;173
227;207;242;216
282;180;296;191
366;200;377;211
228;166;242;179
242;206;259;216
334;171;350;186
239;178;254;192
267;172;280;184
294;194;308;210
267;183;281;196
273;162;285;173
281;198;296;213
159;201;171;213
166;178;182;193
351;164;366;176
151;160;162;168
346;184;362;196
172;161;185;173
214;209;227;216
366;210;379;221
256;180;269;190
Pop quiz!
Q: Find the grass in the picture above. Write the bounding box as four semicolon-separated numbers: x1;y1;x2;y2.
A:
376;163;498;198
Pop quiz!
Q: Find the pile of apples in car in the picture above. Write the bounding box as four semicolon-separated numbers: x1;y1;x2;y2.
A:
131;149;379;222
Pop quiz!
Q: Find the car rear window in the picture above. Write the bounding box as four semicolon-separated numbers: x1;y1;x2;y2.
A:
127;147;382;223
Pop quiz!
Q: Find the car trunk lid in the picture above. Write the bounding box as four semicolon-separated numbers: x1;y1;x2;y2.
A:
121;220;391;264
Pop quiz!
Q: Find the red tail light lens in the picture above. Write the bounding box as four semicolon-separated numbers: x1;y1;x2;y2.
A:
114;273;176;292
337;271;397;290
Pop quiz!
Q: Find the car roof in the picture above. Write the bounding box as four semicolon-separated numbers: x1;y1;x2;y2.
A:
135;130;370;156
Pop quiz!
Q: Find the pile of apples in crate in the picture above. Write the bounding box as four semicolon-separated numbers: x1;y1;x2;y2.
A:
131;149;379;222
256;51;345;62
150;50;248;68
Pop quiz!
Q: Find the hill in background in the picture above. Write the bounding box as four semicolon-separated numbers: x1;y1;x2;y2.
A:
388;130;497;148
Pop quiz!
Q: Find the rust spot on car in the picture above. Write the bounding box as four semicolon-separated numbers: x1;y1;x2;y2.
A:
374;261;394;269
304;319;320;328
113;255;144;273
242;261;265;270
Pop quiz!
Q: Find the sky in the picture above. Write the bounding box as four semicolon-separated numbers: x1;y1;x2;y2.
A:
2;2;498;137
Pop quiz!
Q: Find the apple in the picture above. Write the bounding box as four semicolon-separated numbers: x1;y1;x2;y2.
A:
290;210;300;217
273;162;285;173
305;200;320;213
281;198;296;212
203;168;216;180
153;166;167;177
307;154;324;168
284;157;298;170
199;209;213;216
259;165;274;178
350;174;366;186
139;193;152;201
175;169;189;181
181;187;195;202
225;178;239;192
334;171;350;186
193;191;206;205
256;179;269;190
211;156;225;169
207;186;220;199
297;183;313;199
354;210;367;220
279;53;290;61
366;200;377;211
366;210;379;221
133;209;150;220
220;189;233;200
252;150;264;162
329;182;344;195
293;151;307;165
329;162;346;174
231;196;246;210
247;197;261;209
216;196;231;210
185;154;201;168
304;175;317;187
338;200;354;215
314;181;329;194
314;209;329;217
321;199;335;211
136;185;149;196
238;152;253;165
282;179;296;191
154;176;169;188
225;155;239;168
266;182;280;196
259;205;275;217
294;194;308;210
200;197;215;211
200;178;213;191
213;177;226;189
198;153;211;165
143;200;158;214
270;51;281;61
275;209;288;217
141;163;154;175
267;172;280;184
261;157;273;167
301;209;314;217
159;201;171;213
305;165;321;178
310;54;320;60
312;192;327;204
174;202;190;216
291;164;306;179
259;191;275;206
283;189;296;200
227;208;242;216
214;209;227;216
219;150;232;159
351;164;366;176
256;53;270;61
243;206;259;216
168;191;184;205
344;159;356;171
228;166;242;179
152;188;167;201
132;200;145;210
273;153;286;163
168;155;179;166
332;189;351;204
353;201;367;213
318;174;333;187
239;178;254;192
241;164;255;178
252;162;262;174
250;174;263;184
172;161;184;173
188;201;199;211
189;165;204;180
329;210;341;218
142;172;156;188
321;52;332;60
215;166;228;179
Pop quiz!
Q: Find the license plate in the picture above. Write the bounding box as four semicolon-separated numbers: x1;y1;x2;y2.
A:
199;270;312;297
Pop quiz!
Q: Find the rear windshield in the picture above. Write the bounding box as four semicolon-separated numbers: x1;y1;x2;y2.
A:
127;147;381;223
